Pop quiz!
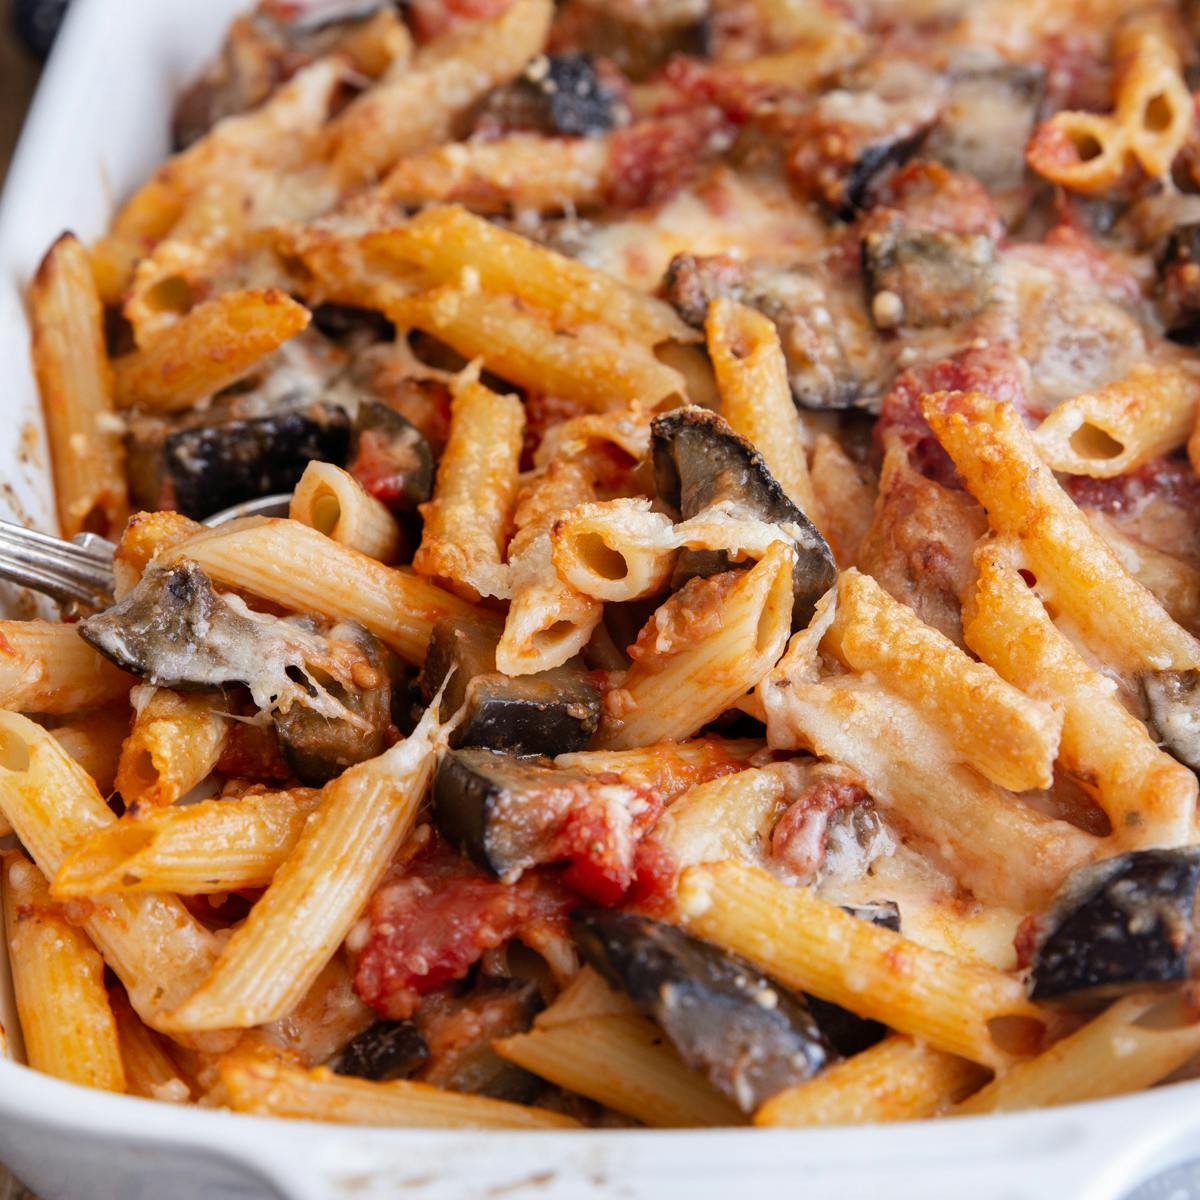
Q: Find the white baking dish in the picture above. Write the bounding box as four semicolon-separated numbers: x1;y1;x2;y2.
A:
3;3;1200;1196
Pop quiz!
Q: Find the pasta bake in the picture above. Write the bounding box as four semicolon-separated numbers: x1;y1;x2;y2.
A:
7;0;1200;1131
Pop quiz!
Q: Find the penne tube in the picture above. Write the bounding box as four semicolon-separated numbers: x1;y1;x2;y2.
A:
809;434;877;569
380;135;610;215
109;987;193;1104
2;852;126;1092
675;860;1047;1070
964;541;1196;849
1113;8;1193;178
290;461;402;564
221;1057;578;1129
497;460;603;675
551;500;677;604
0;713;226;1038
161;701;445;1031
754;1035;988;1126
413;374;524;601
597;542;796;749
0;621;133;714
52;787;321;897
1088;511;1200;632
367;206;693;346
161;517;493;665
533;966;638;1029
1032;363;1200;478
825;569;1062;792
954;993;1200;1115
495;1012;743;1127
762;673;1095;908
115;689;230;810
706;298;820;522
29;233;129;538
327;0;554;187
113;509;205;599
111;289;310;413
51;705;132;795
1026;111;1130;195
555;737;761;785
388;285;685;412
923;390;1200;673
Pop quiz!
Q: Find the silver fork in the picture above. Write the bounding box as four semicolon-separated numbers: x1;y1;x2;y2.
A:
0;494;293;610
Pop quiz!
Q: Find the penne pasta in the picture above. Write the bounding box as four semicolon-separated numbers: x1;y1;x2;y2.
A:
111;289;310;413
413;374;525;601
112;509;205;599
754;1035;988;1126
28;233;129;538
963;540;1196;849
0;621;133;714
115;688;230;810
161;701;444;1031
52;788;321;897
290;462;402;564
109;987;193;1104
50;705;132;796
674;860;1047;1070
497;460;603;675
551;500;677;604
2;852;125;1092
495;1013;744;1127
597;542;796;749
824;569;1061;793
923;390;1200;673
1032;363;1200;478
161;517;494;666
221;1056;578;1129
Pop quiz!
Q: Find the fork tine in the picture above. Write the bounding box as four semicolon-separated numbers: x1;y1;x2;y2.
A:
0;533;114;593
0;558;109;607
0;522;114;565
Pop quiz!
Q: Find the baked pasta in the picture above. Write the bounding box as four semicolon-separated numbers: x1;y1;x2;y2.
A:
8;0;1200;1129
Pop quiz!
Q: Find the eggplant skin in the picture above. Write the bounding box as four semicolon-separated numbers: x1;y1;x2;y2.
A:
478;53;619;138
574;910;834;1112
652;407;837;625
420;617;601;756
329;1020;429;1082
349;401;435;513
164;402;351;519
1142;669;1200;772
1158;224;1200;343
1029;848;1200;1008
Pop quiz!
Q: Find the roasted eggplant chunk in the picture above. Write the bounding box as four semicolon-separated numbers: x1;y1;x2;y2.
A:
475;53;619;138
924;62;1044;190
1142;669;1200;772
1158;224;1200;342
421;617;601;756
651;407;836;623
662;254;885;412
329;1019;429;1082
575;911;834;1111
862;222;996;329
348;400;435;514
273;623;393;786
79;560;371;722
1028;848;1200;1008
155;402;350;520
311;303;395;345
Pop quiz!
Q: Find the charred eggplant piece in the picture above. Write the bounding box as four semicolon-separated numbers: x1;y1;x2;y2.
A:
160;402;350;520
575;911;834;1111
1028;848;1200;1008
662;254;884;412
652;407;836;624
273;623;393;786
79;561;367;722
311;303;395;344
862;222;996;329
329;1020;429;1082
1143;670;1200;772
348;401;435;514
1158;224;1200;342
805;902;901;1056
434;749;577;880
476;53;619;138
925;63;1044;190
421;617;601;756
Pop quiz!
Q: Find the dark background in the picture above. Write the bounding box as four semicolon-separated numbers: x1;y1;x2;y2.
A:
1;0;50;182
